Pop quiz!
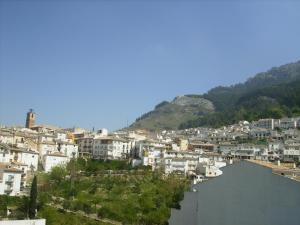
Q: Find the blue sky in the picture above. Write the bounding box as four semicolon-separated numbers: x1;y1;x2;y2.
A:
1;0;300;131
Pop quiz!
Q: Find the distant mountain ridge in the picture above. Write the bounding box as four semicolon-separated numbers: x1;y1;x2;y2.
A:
130;60;300;131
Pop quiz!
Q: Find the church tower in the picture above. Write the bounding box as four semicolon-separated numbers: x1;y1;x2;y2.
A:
26;109;35;129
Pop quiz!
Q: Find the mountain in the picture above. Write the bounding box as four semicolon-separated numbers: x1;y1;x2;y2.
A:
130;96;214;131
130;60;300;131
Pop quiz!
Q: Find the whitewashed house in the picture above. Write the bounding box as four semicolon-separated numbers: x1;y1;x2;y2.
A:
250;128;271;139
163;150;200;159
196;161;223;177
0;143;39;172
0;143;10;163
39;141;57;157
93;136;129;160
283;144;300;162
279;118;297;129
0;163;22;196
164;158;188;175
56;140;78;159
268;141;284;152
43;152;69;172
218;144;237;155
142;148;162;170
164;157;199;175
77;136;94;157
257;119;274;130
8;146;39;172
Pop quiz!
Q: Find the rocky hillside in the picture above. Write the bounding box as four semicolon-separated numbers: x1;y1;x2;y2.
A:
130;96;214;131
130;60;300;131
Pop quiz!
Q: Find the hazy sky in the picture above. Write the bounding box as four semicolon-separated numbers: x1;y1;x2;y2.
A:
1;0;300;131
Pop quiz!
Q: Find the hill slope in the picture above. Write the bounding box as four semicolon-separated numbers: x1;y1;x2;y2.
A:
130;96;214;131
130;60;300;131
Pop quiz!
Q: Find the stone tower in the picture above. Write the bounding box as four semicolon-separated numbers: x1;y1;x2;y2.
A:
26;109;35;129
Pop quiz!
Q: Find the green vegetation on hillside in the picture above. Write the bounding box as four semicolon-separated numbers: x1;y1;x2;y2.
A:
180;70;300;129
131;95;214;131
1;160;189;224
37;159;189;225
38;206;109;225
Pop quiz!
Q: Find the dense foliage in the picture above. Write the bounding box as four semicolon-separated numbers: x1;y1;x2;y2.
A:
2;160;189;224
36;159;189;225
38;206;109;225
0;195;29;219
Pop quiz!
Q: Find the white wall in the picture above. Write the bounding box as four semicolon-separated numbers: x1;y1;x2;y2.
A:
39;143;56;156
43;155;68;172
57;143;78;159
0;151;10;163
93;139;129;160
0;219;46;225
19;152;39;171
0;171;22;196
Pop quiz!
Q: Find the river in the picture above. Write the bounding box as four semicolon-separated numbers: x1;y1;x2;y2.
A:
169;160;300;225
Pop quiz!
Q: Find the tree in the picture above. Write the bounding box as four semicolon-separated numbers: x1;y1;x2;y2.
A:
0;195;8;218
50;166;67;183
14;196;29;219
29;176;37;219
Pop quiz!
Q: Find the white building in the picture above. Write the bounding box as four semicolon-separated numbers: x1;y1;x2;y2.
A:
218;144;237;155
76;136;94;157
196;161;223;177
56;141;78;159
43;152;69;172
250;128;271;139
9;146;39;172
38;131;78;159
279;118;297;130
96;128;108;137
0;143;39;172
164;158;188;175
257;119;274;130
92;136;129;160
136;140;167;159
283;144;300;162
0;163;22;196
268;141;284;152
0;143;10;163
142;148;162;170
38;141;57;157
164;157;199;175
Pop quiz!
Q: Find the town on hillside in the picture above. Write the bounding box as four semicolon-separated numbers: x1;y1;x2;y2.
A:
1;109;300;198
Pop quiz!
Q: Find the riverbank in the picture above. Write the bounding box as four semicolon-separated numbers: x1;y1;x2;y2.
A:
247;159;300;182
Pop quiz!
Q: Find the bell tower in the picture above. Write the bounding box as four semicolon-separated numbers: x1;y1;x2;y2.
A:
26;109;35;129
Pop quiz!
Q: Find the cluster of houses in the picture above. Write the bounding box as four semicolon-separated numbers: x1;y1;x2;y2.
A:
1;110;300;197
0;125;78;196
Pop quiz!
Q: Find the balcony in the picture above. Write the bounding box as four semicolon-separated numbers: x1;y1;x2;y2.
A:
5;179;14;184
4;187;13;194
